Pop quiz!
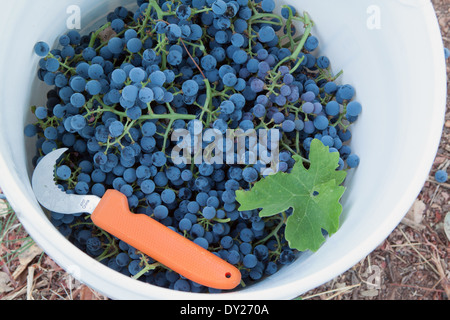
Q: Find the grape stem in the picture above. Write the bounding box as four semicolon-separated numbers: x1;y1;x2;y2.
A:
93;96;197;122
88;22;112;48
273;11;313;72
255;212;287;246
199;79;213;127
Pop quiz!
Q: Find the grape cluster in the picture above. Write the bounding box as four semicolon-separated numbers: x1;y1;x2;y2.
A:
25;0;361;293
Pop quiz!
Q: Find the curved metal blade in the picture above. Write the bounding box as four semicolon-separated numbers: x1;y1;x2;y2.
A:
32;148;100;215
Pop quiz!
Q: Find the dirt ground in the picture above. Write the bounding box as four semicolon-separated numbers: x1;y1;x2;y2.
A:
0;1;449;300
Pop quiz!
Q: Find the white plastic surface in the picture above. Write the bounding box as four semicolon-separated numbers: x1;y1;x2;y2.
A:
0;0;446;300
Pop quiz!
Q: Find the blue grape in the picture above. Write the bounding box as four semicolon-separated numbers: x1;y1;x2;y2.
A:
70;93;86;108
88;64;104;80
282;120;295;133
281;5;296;18
337;84;355;101
227;250;241;264
220;100;235;115
141;180;156;194
258;26;275;43
202;206;216;219
86;80;102;95
136;165;151;180
445;47;450;59
108;37;125;54
265;261;277;275
70;115;87;131
305;35;319;52
435;170;448;183
232;50;248;65
347;154;360;168
139;87;155;103
182;79;199;97
179;218;193;232
166;166;181;181
231;33;245;47
46;58;60;72
242;167;258;182
223;73;237;87
313;115;329;130
279;249;296;265
154;205;169;220
129;67;146;83
212;0;227;15
239;228;254;242
123;168;137;183
91;183;106;197
44;127;58;140
242;254;257;268
325;101;340;116
122;85;139;102
317;56;330;69
111;69;127;84
161;189;176;204
261;0;275;12
253;244;269;261
34;41;49;57
346;101;362;117
115;252;130;267
111;18;125;33
86;237;102;253
128;260;144;276
120;184;133;197
108;121;124;137
152;152;167;167
127;38;143;53
193;237;209;250
149;70;166;86
56;165;71;180
220;236;234;249
35;107;48;120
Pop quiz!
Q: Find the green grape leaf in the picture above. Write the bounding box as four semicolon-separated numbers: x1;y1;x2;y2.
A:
235;139;347;252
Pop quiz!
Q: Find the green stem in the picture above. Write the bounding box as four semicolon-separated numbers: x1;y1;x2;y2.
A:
93;96;196;122
281;141;310;164
256;213;286;246
48;52;76;74
132;260;162;280
138;0;165;35
199;79;214;127
161;119;175;154
89;22;112;48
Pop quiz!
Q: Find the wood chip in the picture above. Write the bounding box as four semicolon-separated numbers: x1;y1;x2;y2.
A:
402;200;427;230
0;272;14;294
12;243;43;280
359;289;379;297
26;266;35;300
98;27;117;43
405;199;426;224
444;213;450;241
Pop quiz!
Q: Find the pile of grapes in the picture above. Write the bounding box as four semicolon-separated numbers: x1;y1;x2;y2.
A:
25;0;361;293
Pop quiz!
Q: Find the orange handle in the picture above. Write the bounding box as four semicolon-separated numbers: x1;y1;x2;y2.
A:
90;190;241;290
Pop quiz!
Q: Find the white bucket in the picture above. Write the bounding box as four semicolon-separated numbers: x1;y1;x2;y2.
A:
0;0;446;300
